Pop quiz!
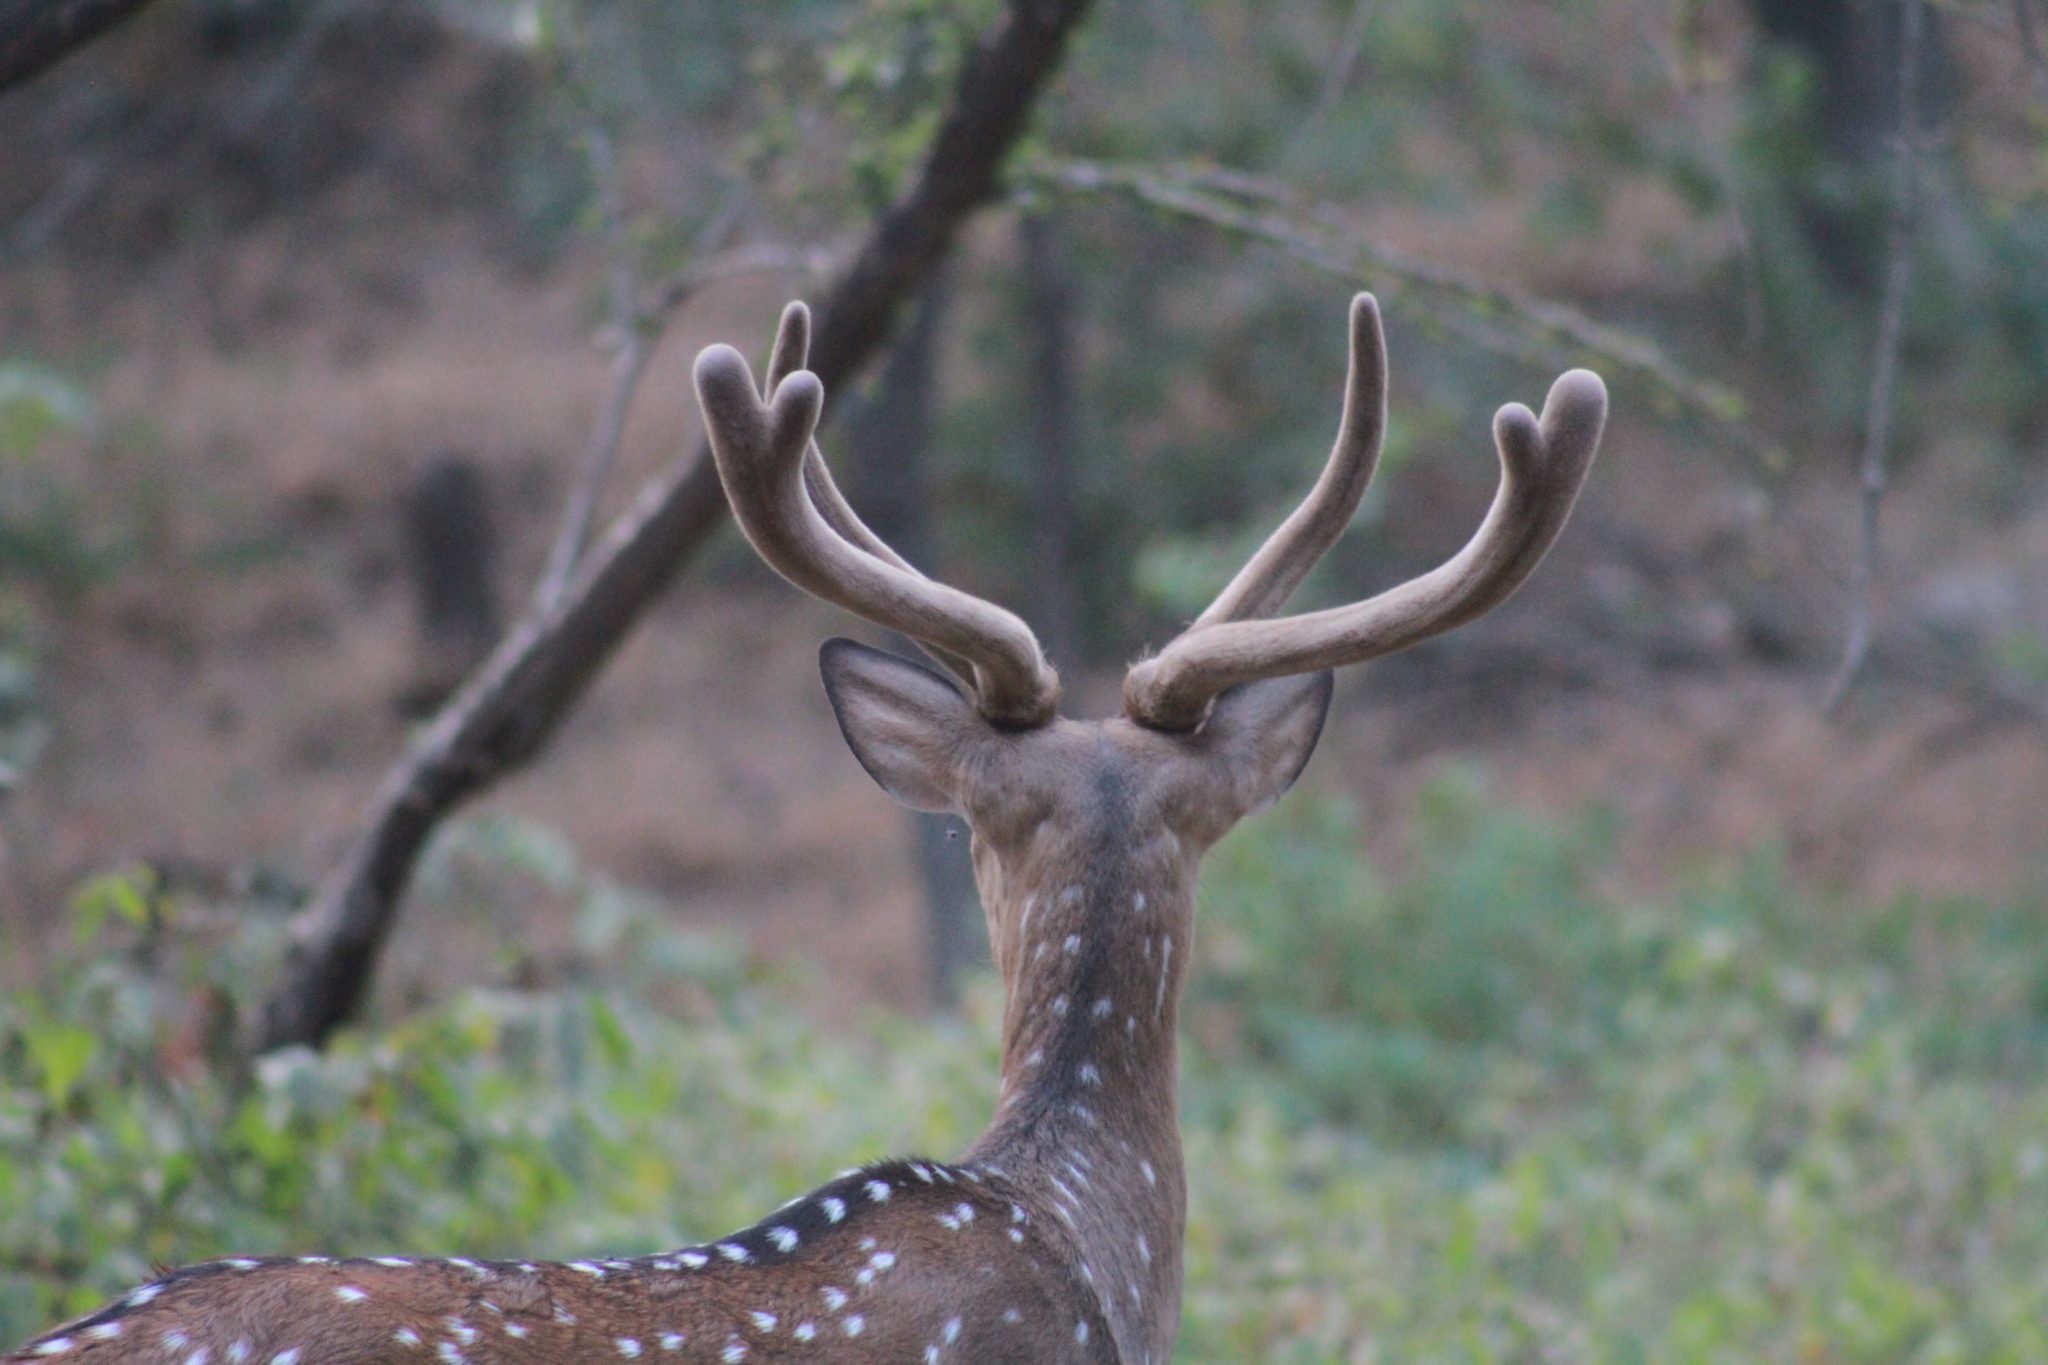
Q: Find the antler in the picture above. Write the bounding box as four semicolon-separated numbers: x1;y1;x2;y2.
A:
1191;292;1391;628
696;310;1062;728
1124;295;1607;731
758;303;981;691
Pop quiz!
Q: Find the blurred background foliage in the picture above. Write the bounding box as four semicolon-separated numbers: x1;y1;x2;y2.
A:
5;785;2048;1359
1;0;2046;1359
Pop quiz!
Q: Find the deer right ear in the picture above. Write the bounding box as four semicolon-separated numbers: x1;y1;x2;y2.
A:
819;637;988;812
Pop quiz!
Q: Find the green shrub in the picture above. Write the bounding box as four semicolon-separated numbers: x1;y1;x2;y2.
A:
5;791;2048;1361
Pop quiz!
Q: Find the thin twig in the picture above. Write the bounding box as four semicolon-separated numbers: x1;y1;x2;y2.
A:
525;244;827;616
1031;155;1776;473
1292;0;1379;143
529;116;825;613
1824;0;1926;712
2018;0;2048;91
531;115;646;613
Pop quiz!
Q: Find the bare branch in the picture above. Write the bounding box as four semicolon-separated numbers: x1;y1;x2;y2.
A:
1293;0;1379;141
1031;155;1778;474
253;0;1096;1055
2018;0;2048;91
0;0;156;94
1824;0;1927;712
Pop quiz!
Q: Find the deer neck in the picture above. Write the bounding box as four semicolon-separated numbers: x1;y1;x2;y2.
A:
966;860;1194;1365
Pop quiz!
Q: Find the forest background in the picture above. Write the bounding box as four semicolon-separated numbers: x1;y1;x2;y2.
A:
1;0;2046;1359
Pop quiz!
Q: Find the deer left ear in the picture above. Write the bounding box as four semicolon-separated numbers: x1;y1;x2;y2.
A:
819;638;990;813
1194;671;1334;818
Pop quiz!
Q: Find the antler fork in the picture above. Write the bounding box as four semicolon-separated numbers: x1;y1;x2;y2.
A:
696;307;1062;728
1123;294;1607;730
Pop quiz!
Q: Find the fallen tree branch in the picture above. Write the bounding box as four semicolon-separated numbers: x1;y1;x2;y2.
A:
1031;155;1778;473
253;0;1097;1055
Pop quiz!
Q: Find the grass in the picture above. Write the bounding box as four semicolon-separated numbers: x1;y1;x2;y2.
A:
3;778;2046;1362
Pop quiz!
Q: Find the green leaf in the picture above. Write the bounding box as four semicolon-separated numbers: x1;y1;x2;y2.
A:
24;1021;95;1105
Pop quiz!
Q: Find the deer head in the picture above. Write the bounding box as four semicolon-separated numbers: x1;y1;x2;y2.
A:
4;294;1602;1365
693;293;1606;1361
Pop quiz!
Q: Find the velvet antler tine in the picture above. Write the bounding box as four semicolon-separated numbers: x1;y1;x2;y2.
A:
697;344;1059;727
1125;365;1606;730
761;302;980;688
1192;292;1389;628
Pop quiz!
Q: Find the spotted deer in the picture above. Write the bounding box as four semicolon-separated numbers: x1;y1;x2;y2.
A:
6;294;1605;1365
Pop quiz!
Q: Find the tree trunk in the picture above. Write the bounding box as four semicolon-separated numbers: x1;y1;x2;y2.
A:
1745;0;1948;285
396;457;503;716
253;0;1097;1055
840;274;987;1009
1018;211;1084;668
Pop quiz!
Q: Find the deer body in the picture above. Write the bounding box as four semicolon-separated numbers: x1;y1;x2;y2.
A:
7;295;1604;1365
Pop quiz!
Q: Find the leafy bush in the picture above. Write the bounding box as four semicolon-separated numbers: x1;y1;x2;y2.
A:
5;789;2048;1361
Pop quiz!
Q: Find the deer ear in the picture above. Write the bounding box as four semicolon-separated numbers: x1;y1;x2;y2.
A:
819;638;988;813
1195;671;1334;818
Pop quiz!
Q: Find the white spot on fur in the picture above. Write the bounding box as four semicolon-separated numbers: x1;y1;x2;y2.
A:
271;1353;301;1365
659;1333;684;1351
1077;1320;1091;1343
843;1316;865;1337
749;1312;777;1333
822;1286;848;1310
617;1339;643;1358
793;1323;815;1342
716;1243;751;1263
768;1226;798;1252
335;1286;368;1303
395;1328;422;1347
1141;1159;1157;1186
1092;997;1113;1019
865;1180;891;1202
822;1196;846;1222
